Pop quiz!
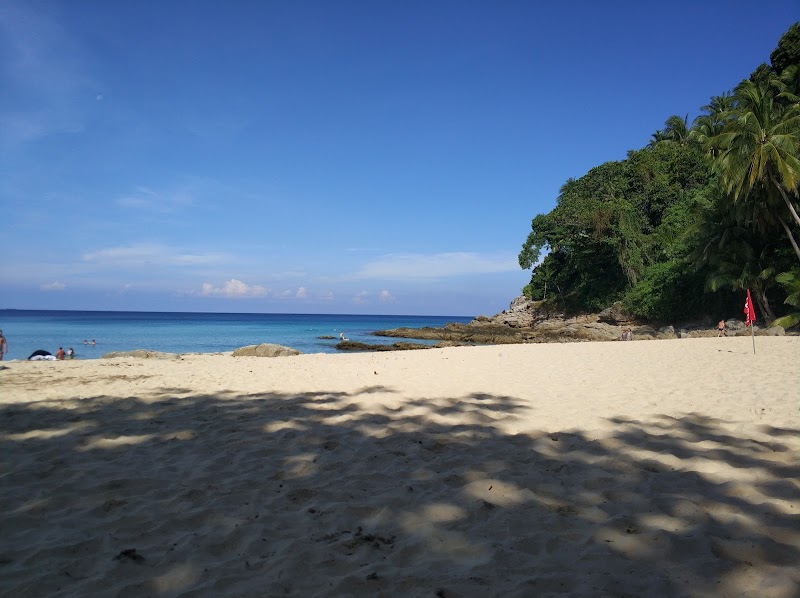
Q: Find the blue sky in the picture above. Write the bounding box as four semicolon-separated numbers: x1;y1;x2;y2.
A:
1;2;796;316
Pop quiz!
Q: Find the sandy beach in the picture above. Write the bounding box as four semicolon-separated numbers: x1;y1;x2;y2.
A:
1;337;798;597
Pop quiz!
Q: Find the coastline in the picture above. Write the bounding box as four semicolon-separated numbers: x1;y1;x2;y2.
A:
2;337;798;596
0;310;474;361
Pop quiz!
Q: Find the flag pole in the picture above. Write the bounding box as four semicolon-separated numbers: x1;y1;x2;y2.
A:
745;289;756;355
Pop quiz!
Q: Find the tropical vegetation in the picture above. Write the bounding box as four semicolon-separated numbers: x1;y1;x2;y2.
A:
519;23;800;328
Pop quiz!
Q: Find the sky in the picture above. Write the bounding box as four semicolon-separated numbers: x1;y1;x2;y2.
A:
1;2;797;316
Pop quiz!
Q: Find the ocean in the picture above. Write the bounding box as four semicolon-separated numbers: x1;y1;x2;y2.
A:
0;310;473;361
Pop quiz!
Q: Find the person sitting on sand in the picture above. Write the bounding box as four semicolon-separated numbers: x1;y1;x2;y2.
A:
717;320;726;337
56;347;65;360
619;328;633;341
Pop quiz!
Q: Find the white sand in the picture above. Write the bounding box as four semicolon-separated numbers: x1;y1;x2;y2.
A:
1;336;798;597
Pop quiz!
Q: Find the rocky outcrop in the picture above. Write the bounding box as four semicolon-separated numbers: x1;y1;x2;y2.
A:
336;341;432;352
232;344;301;357
597;302;637;325
375;298;635;344
374;296;795;347
375;324;528;344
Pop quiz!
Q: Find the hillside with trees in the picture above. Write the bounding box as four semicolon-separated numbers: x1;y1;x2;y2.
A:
519;23;800;329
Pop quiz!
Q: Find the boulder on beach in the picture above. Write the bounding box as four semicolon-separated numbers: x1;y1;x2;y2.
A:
232;343;301;357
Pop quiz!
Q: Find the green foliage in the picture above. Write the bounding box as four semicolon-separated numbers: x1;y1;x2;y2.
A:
518;23;799;323
650;115;690;147
710;73;800;262
771;269;800;329
622;262;687;321
519;142;711;316
690;94;734;158
749;63;775;87
770;22;800;75
622;261;734;322
521;283;533;299
687;185;795;321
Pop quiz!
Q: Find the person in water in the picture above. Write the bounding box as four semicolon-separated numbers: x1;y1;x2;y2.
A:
67;347;74;359
56;347;65;360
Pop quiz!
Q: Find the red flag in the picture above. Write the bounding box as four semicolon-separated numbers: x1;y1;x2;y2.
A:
744;289;756;326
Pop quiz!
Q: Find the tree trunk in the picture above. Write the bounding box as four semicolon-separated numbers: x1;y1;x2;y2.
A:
753;284;776;323
779;217;800;262
773;177;800;229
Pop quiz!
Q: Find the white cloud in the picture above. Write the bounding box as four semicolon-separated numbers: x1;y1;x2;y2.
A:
296;286;307;299
350;289;394;305
353;252;518;280
115;186;194;213
352;291;370;304
40;281;66;291
199;279;267;298
83;243;225;267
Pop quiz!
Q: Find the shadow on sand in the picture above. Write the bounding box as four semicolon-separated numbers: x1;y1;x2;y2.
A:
1;385;798;596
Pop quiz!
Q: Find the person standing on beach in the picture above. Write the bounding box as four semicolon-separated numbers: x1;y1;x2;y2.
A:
0;330;7;360
717;320;726;337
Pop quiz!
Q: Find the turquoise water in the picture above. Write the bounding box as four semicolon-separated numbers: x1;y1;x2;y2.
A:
0;310;473;361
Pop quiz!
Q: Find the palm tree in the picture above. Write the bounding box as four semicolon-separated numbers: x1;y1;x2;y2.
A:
776;64;800;108
704;93;736;116
702;240;778;322
650;115;692;148
713;77;800;261
661;114;692;145
692;192;779;321
648;130;666;146
771;269;800;329
690;93;734;157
